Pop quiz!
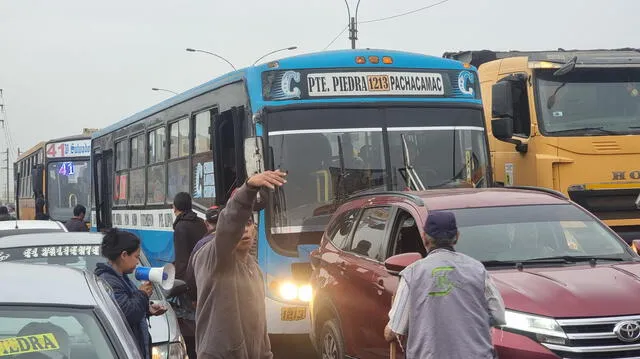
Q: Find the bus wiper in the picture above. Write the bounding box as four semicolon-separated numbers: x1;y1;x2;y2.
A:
549;127;619;135
400;133;426;191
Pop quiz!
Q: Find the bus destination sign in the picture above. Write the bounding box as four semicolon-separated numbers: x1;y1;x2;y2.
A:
46;139;91;158
262;68;477;101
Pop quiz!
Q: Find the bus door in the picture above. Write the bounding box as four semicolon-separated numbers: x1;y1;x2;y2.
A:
93;149;114;229
214;106;245;204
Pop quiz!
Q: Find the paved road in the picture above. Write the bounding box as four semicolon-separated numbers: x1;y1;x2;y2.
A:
270;335;316;359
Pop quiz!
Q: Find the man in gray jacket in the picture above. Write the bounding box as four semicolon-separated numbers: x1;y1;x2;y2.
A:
192;170;286;359
384;210;506;359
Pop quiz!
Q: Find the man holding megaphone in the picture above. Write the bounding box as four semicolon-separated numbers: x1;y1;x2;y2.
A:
192;169;286;359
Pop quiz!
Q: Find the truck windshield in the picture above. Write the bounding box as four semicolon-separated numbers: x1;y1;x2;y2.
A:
536;68;640;135
47;161;91;221
266;106;489;252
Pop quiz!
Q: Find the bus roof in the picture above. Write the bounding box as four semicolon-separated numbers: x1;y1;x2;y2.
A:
93;49;473;138
443;48;640;68
17;131;95;162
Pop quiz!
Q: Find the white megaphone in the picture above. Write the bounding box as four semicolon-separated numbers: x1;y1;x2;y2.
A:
134;263;175;290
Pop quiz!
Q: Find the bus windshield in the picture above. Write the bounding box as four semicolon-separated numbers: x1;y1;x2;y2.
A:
266;106;489;243
47;160;91;221
536;68;640;135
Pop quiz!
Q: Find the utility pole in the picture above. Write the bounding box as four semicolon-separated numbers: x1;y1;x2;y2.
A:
349;16;357;49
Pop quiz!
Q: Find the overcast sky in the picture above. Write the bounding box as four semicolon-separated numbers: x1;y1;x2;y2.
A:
0;0;636;160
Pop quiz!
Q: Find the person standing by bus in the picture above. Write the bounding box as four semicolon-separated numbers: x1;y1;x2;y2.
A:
65;204;89;231
192;169;286;359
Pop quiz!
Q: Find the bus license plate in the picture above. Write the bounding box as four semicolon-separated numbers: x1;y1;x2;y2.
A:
367;75;390;91
281;307;306;321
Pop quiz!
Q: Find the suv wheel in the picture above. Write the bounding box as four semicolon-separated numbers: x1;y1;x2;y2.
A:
320;319;345;359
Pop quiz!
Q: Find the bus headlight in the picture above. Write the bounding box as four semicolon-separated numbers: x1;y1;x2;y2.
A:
272;281;313;302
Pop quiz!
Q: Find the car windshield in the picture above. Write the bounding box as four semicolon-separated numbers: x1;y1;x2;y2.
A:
536;68;640;135
451;204;633;263
0;306;115;359
0;244;161;299
266;106;489;251
47;160;91;221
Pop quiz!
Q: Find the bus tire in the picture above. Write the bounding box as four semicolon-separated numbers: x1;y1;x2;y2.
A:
319;318;345;359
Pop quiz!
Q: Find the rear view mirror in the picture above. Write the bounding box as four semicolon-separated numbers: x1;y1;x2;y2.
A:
491;77;528;153
244;137;264;178
492;81;515;120
385;252;422;275
491;118;514;140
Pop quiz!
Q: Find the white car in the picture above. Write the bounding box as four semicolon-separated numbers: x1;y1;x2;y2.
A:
0;220;67;238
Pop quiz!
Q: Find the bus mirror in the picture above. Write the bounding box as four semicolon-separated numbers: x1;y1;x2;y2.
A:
244;137;264;177
32;164;44;196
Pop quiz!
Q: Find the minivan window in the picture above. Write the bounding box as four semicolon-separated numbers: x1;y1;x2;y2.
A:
450;204;633;263
348;207;392;261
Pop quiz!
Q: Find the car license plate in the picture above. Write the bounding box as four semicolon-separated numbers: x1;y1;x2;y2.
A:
367;75;390;91
281;307;306;321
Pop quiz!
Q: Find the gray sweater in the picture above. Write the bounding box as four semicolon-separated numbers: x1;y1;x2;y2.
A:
192;183;273;359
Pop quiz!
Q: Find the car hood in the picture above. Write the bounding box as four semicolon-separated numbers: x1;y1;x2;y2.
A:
491;262;640;318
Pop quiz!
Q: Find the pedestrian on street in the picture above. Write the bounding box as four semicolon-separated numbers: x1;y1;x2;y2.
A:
35;197;50;220
95;228;168;359
384;210;506;359
65;204;89;231
177;205;224;359
0;206;13;221
172;192;208;281
192;169;286;359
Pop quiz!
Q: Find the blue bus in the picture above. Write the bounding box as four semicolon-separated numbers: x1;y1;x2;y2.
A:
90;49;491;336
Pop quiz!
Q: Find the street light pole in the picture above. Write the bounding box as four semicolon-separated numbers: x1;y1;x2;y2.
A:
185;48;237;71
346;0;362;49
252;46;298;66
151;88;178;95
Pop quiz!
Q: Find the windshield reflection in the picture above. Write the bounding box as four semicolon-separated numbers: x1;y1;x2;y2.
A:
47;161;90;221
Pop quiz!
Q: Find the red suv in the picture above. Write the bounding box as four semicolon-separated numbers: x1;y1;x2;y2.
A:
309;187;640;359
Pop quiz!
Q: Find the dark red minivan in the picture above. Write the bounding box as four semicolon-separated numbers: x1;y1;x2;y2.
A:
309;187;640;359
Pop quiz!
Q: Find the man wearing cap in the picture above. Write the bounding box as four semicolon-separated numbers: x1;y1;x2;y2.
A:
384;210;506;359
192;170;285;359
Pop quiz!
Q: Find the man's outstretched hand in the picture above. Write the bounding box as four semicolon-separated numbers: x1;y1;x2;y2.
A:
247;170;287;190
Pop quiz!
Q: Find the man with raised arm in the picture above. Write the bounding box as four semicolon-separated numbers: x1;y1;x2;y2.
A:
192;170;286;359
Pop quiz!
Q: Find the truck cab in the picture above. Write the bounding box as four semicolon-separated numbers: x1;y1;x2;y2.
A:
444;49;640;242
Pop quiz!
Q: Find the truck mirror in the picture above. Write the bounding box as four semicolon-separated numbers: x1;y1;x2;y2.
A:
492;118;514;140
492;81;515;119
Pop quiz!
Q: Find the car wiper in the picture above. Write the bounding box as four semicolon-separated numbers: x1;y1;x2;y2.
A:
548;127;619;135
524;255;626;263
482;260;523;267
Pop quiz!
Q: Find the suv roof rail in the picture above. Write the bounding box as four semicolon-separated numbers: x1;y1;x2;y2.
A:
346;191;425;207
506;186;568;200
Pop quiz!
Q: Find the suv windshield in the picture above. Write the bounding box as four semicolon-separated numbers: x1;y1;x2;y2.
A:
47;160;91;221
267;106;489;252
0;244;161;299
0;306;115;358
451;204;633;263
536;68;640;135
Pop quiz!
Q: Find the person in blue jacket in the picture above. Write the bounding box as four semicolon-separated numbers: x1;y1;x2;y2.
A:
95;228;167;359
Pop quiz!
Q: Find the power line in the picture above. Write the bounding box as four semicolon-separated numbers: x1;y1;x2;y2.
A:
324;24;349;50
360;0;451;24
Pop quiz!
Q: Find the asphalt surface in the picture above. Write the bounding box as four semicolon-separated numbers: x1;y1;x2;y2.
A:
270;335;317;359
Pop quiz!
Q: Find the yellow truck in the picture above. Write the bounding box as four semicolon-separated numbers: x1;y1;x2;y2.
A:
443;49;640;242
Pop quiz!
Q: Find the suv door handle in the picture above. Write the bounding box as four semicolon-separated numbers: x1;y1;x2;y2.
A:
337;262;347;270
375;279;385;291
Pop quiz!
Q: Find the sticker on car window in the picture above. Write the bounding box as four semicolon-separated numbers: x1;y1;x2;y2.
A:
0;333;60;356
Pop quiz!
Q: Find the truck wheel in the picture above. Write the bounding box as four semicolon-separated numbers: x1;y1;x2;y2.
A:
320;318;345;359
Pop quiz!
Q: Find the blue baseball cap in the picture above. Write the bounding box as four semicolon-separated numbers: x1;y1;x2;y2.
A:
424;211;458;239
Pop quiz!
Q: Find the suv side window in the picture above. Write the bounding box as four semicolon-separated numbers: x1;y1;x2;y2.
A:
328;209;359;250
348;207;392;261
389;209;426;258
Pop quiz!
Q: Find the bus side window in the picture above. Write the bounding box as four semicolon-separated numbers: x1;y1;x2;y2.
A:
192;109;216;208
147;127;166;204
168;117;191;202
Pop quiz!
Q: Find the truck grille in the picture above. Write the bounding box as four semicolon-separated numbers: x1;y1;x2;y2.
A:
544;315;640;359
568;187;640;219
